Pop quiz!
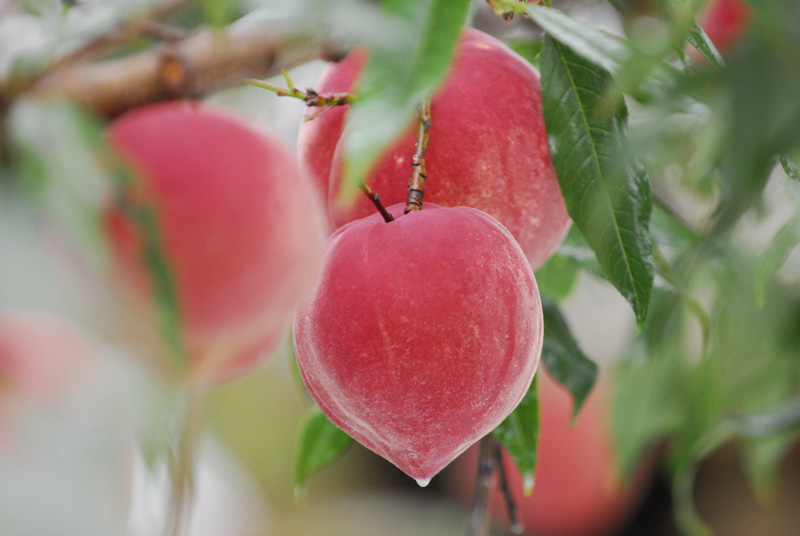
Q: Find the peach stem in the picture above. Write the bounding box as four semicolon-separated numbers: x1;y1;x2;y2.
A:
466;435;498;536
404;95;432;214
359;181;395;223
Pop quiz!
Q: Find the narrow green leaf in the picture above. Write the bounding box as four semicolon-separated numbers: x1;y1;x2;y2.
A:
493;375;539;495
342;0;471;197
123;202;184;371
754;217;800;307
780;152;800;181
685;20;724;68
294;407;353;502
540;36;654;327
540;300;598;420
526;5;628;74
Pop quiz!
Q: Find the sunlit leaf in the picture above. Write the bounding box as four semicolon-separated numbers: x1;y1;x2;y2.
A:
685;20;724;68
294;406;353;502
754;217;800;307
526;5;628;74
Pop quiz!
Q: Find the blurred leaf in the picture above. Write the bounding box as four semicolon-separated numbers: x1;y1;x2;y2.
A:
342;0;470;197
780;152;800;181
709;37;800;235
685;20;724;68
534;252;579;301
294;406;353;502
201;0;235;26
508;39;543;69
650;199;697;249
540;299;598;420
540;36;654;327
492;375;539;494
613;349;686;479
9;99;110;258
526;5;628;74
754;217;800;307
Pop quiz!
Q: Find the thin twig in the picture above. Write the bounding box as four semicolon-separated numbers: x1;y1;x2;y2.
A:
360;182;394;223
466;435;499;536
405;95;432;214
26;23;346;118
495;446;524;535
246;77;355;107
163;384;205;536
7;0;193;92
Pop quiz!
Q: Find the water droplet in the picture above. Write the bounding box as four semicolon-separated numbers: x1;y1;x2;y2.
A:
415;477;431;488
523;474;535;495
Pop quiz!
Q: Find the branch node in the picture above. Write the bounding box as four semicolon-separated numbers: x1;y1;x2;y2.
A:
404;95;432;214
360;182;394;223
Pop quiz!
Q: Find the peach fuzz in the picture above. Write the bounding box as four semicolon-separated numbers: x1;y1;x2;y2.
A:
293;203;543;483
298;28;570;269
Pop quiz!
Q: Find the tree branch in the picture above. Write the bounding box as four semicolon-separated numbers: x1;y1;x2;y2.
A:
405;95;431;214
26;22;346;118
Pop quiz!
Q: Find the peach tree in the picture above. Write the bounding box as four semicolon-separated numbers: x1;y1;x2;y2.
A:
1;0;799;535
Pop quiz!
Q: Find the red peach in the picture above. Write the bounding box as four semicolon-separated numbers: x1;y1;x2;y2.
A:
293;203;543;483
105;102;326;385
298;28;571;269
699;0;751;56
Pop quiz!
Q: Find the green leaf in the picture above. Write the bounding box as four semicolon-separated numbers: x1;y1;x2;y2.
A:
534;253;579;301
508;39;543;69
685;20;724;68
540;300;598;420
342;0;471;197
613;350;686;479
540;36;654;327
526;5;628;74
780;152;800;181
294;407;353;502
709;38;800;235
754;217;800;307
201;0;235;26
492;375;539;494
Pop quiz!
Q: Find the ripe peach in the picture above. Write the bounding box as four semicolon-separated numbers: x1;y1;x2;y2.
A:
699;0;750;56
105;102;326;385
293;203;543;484
444;369;654;536
298;29;570;269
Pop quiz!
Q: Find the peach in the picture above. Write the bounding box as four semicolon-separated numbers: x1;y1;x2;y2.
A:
698;0;750;56
105;102;326;385
445;369;654;536
298;29;570;269
293;203;543;484
0;311;91;403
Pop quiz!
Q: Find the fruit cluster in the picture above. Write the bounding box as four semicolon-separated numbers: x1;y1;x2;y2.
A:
92;28;568;488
